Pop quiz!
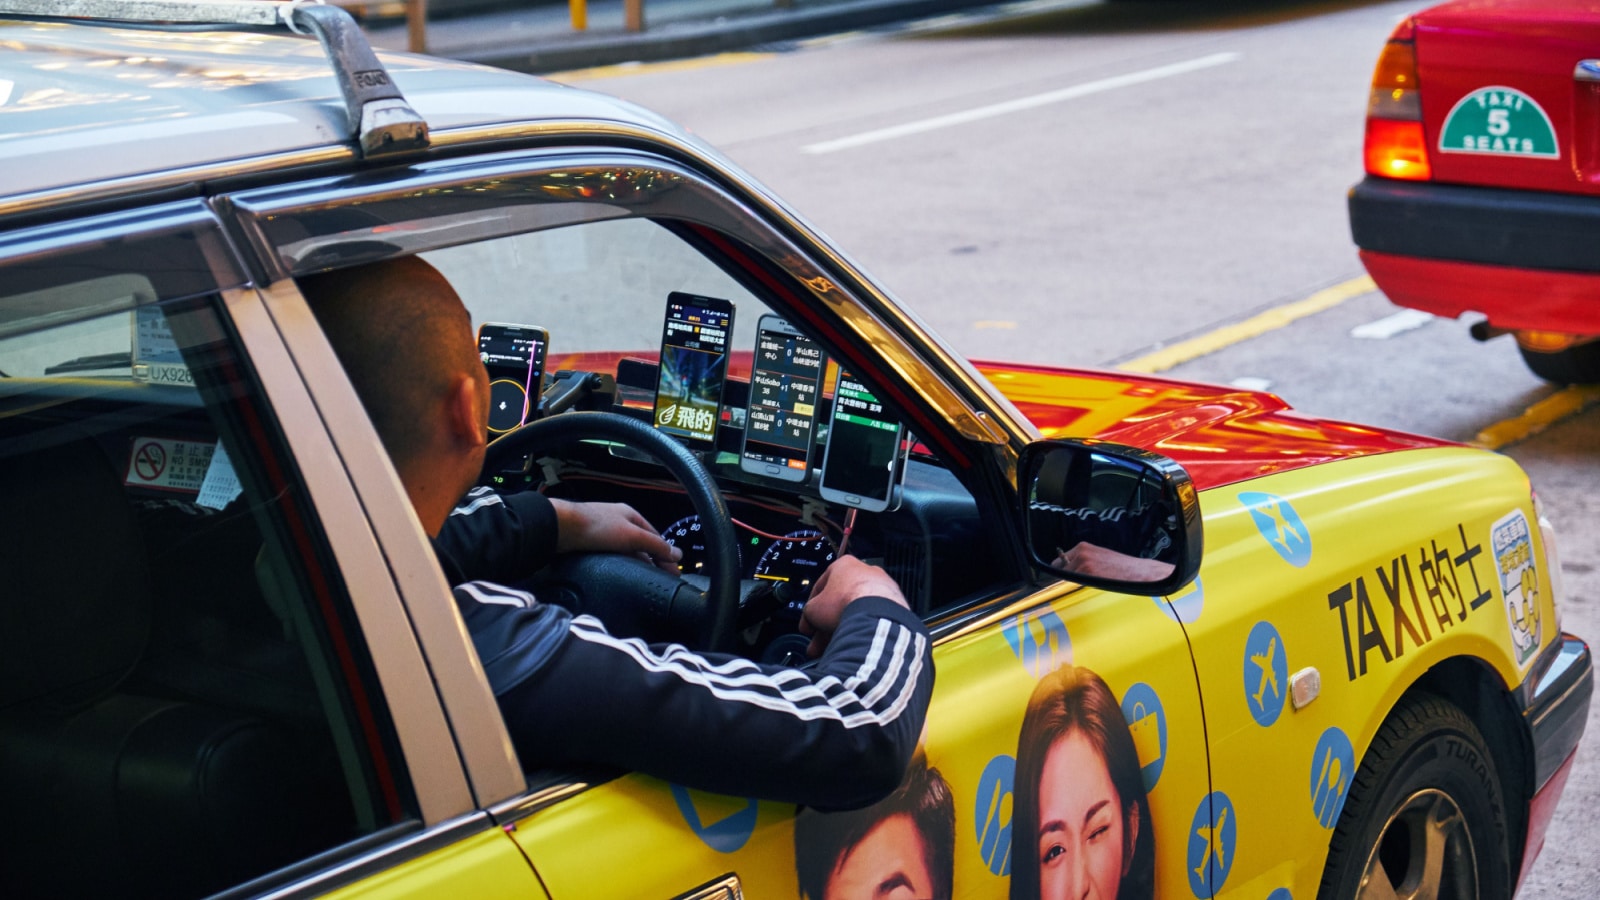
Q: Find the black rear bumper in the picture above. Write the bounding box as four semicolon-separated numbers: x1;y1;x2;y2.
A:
1519;633;1593;791
1349;177;1600;275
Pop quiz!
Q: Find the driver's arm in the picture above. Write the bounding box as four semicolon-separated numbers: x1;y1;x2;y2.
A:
434;486;561;585
460;573;935;811
434;488;679;584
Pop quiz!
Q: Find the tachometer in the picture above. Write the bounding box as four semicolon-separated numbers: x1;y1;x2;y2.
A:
754;529;837;600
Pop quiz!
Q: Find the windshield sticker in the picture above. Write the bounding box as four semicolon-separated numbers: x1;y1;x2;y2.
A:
132;306;193;387
125;436;214;494
1440;86;1558;159
1243;621;1288;727
197;443;243;511
1326;523;1492;681
1491;509;1542;666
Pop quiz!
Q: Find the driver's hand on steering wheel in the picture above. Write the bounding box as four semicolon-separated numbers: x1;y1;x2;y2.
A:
550;499;683;574
799;555;909;658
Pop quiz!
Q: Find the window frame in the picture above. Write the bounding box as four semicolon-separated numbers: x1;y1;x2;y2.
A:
219;145;1046;812
0;204;506;895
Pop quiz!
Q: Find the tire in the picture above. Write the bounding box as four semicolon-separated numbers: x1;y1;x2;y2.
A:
1317;694;1512;900
1517;337;1600;385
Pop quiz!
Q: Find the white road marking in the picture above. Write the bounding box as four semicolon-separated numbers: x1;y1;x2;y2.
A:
801;52;1240;154
1230;376;1273;391
1350;308;1434;340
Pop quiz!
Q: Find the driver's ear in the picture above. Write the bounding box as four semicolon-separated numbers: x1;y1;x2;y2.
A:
443;370;486;452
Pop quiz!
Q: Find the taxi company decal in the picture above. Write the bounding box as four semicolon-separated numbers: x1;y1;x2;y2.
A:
1326;522;1492;681
124;437;215;493
1239;492;1312;568
1310;727;1355;829
974;755;1015;876
1491;509;1542;666
1153;576;1204;624
1243;621;1288;727
1120;682;1167;791
1186;791;1236;898
1004;608;1071;677
669;785;758;853
1440;86;1558;159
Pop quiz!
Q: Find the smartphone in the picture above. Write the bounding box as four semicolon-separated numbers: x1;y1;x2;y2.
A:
477;322;548;437
652;292;735;451
740;315;827;482
819;367;904;512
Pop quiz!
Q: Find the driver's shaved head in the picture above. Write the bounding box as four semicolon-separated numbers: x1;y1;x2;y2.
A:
299;256;484;474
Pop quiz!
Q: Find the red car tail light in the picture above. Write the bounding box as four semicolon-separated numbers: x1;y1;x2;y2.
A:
1364;35;1431;181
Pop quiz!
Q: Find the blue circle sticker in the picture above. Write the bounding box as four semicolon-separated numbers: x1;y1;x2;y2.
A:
1267;889;1293;900
670;785;758;853
1120;682;1168;792
1310;727;1356;829
974;755;1016;876
1186;791;1237;897
1154;576;1204;624
1003;608;1071;677
1242;621;1289;727
1239;492;1312;568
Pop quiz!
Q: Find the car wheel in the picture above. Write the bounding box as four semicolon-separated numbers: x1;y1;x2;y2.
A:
1317;694;1511;900
1516;335;1600;384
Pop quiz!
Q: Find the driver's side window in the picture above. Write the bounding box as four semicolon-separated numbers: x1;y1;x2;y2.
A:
419;217;1000;619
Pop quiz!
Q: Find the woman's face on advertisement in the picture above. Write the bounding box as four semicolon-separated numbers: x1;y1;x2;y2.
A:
1036;730;1131;900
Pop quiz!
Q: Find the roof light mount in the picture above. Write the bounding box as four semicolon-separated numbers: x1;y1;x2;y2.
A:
0;0;429;159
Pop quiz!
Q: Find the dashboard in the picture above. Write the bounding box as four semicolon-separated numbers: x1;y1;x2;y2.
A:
479;323;1001;660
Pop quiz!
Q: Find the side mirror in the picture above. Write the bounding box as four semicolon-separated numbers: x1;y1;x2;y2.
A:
1019;439;1202;596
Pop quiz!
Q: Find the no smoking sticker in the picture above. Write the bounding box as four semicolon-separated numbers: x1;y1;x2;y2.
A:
125;436;215;493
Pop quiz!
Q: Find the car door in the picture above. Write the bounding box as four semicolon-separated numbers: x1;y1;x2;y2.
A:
220;143;1211;900
0;199;545;899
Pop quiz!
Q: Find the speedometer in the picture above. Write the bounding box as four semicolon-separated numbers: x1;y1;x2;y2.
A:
660;515;731;575
754;529;836;593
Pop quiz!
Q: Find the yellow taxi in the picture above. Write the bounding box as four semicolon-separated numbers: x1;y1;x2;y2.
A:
0;3;1586;899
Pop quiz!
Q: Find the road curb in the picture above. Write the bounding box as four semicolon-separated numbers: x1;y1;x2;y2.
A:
452;0;991;72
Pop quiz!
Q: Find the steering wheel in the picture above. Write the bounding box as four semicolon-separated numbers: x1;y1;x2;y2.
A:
481;411;741;652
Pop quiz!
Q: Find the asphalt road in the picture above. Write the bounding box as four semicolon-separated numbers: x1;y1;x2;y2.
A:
551;0;1600;893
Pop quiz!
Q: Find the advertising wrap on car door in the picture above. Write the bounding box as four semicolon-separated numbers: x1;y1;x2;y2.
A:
501;450;1553;900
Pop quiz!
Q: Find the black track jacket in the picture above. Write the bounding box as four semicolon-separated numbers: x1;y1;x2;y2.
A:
434;486;935;809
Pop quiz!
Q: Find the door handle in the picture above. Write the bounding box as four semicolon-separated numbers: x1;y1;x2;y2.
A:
671;873;742;900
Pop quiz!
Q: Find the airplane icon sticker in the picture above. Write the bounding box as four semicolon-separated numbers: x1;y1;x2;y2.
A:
1239;492;1313;568
1243;620;1288;727
1186;791;1237;897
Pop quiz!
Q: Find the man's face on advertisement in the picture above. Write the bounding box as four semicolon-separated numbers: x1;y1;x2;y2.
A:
823;813;935;900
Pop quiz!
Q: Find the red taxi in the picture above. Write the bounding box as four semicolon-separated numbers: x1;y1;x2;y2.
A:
1350;0;1600;383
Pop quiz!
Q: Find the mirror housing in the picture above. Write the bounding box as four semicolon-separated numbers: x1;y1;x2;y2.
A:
1018;439;1202;596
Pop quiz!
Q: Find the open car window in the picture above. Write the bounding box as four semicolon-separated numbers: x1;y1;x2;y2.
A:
432;215;1007;618
0;240;414;898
